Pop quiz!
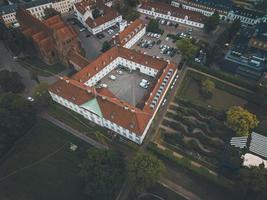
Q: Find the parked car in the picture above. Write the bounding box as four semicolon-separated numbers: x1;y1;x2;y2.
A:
116;69;123;75
109;75;117;80
100;83;108;88
79;28;86;32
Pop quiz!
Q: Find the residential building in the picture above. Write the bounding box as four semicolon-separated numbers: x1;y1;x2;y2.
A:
0;0;74;26
249;22;267;52
171;0;232;20
111;19;146;49
48;46;177;144
16;8;82;66
138;2;207;28
73;0;122;35
223;25;267;80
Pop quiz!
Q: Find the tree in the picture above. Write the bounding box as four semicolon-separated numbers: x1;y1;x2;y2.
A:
200;79;215;98
226;106;259;136
0;70;24;93
125;0;139;7
147;19;162;34
43;8;59;20
239;165;267;200
0;93;37;157
79;149;125;200
204;11;220;33
127;152;165;193
33;82;51;109
228;19;241;41
92;8;101;19
101;41;111;52
176;38;198;61
249;86;267;114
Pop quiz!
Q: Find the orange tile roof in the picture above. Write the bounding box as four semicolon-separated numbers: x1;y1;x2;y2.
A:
68;50;91;69
140;2;207;23
112;19;145;46
72;46;168;83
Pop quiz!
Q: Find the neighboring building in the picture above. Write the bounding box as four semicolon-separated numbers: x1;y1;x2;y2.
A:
249;22;267;52
230;132;267;168
137;2;207;28
48;46;177;144
0;0;74;26
223;25;267;80
73;0;122;35
111;19;146;49
16;8;82;66
68;50;91;71
171;0;232;20
227;6;266;26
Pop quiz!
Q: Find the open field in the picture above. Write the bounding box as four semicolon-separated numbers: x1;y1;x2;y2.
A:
0;119;92;200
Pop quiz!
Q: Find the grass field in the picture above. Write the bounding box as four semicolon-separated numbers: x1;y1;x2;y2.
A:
0;119;92;200
18;57;66;77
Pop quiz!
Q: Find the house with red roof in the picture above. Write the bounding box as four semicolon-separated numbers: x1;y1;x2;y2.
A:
74;0;122;35
138;2;207;28
49;46;177;144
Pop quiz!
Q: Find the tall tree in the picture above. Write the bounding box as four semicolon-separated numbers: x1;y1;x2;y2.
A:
125;0;139;7
43;8;59;20
127;152;165;193
176;38;198;61
79;149;125;200
204;11;220;33
147;19;162;33
101;41;111;52
239;165;267;200
200;78;215;98
226;106;259;136
0;70;24;93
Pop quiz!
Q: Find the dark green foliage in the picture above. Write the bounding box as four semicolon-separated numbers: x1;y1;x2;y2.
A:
0;93;37;157
101;41;111;52
43;8;60;20
204;11;220;33
239;165;267;200
147;19;163;34
0;70;24;93
92;8;101;19
124;0;139;7
79;149;125;200
127;152;165;194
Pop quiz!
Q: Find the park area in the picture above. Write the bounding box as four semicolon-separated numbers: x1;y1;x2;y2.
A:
157;69;249;168
0;119;92;200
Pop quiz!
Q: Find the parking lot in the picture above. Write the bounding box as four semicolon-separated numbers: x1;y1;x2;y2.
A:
100;67;154;106
131;31;181;64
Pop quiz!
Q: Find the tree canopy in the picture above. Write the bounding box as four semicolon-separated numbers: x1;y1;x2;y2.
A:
101;41;111;52
239;165;267;200
79;149;125;200
226;106;259;136
43;8;60;20
0;93;37;157
127;152;165;193
0;70;24;93
124;0;139;7
204;11;220;33
92;8;101;19
200;79;215;98
147;19;162;34
176;38;198;61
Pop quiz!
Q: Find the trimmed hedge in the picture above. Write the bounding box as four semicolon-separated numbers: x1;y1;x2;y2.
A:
148;142;234;190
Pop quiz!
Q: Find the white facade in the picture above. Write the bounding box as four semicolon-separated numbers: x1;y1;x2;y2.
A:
1;0;74;25
227;10;261;25
137;7;204;28
171;1;228;20
123;26;146;49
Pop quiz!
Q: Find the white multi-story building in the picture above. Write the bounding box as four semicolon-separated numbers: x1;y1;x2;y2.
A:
111;19;146;49
0;0;74;25
73;0;122;35
138;2;207;29
49;46;177;144
171;0;231;21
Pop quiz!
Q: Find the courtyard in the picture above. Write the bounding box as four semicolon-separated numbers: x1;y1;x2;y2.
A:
100;67;154;106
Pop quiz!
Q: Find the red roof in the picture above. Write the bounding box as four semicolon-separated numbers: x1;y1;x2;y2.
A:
140;2;207;23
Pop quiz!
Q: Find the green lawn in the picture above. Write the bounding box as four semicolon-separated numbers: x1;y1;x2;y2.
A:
18;57;66;77
178;70;247;110
0;118;92;200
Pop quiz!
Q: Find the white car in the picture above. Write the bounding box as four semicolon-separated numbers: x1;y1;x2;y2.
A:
27;96;34;102
141;79;150;85
79;28;86;32
116;70;123;75
139;82;148;89
100;83;108;88
109;75;117;80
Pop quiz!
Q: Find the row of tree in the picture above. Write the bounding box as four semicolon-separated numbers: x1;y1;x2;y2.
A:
79;149;164;199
